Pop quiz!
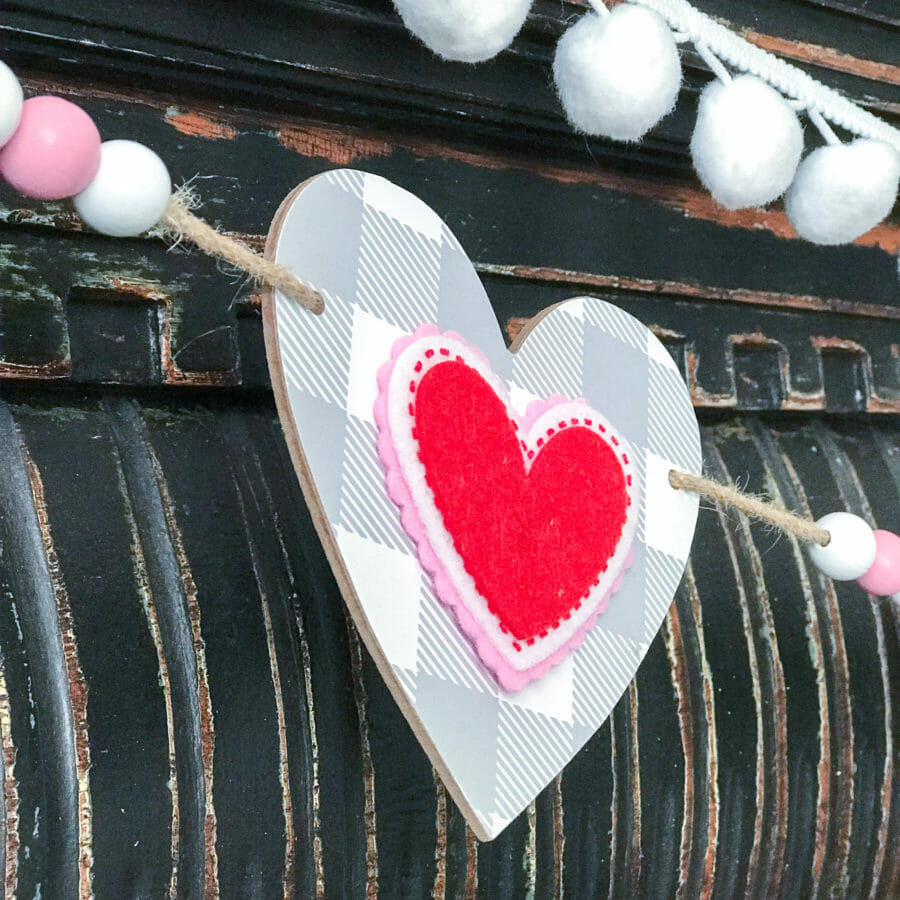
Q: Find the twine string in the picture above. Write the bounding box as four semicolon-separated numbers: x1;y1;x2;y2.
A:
159;193;324;314
156;197;830;550
669;469;831;545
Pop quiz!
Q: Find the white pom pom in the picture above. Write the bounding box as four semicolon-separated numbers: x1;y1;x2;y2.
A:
74;140;171;237
393;0;532;63
552;6;681;142
785;139;899;245
0;61;24;148
809;512;877;581
691;75;803;209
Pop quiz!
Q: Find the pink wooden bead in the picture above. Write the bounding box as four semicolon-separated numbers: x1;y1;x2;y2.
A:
856;530;900;595
0;96;101;200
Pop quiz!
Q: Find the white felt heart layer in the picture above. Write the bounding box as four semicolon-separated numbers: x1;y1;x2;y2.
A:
263;169;701;841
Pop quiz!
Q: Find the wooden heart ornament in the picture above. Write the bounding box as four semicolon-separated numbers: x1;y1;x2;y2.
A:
263;169;701;841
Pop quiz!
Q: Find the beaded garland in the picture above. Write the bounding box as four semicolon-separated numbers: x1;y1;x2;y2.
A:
0;54;897;598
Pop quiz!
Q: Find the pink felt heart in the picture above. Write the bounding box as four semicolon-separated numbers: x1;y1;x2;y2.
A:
375;326;639;690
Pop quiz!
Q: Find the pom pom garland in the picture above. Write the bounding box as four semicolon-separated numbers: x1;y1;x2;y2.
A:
553;5;681;142
392;0;531;63
785;140;900;246
391;0;899;244
690;75;804;210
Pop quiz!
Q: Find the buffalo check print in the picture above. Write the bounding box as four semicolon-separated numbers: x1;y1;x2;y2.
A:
269;169;701;840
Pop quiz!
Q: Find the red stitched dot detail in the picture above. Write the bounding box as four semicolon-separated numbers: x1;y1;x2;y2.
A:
455;355;464;362
627;497;632;506
408;403;414;416
500;623;508;635
409;380;416;393
627;475;633;486
520;440;527;450
536;438;544;447
622;453;629;465
558;421;567;429
414;361;423;373
439;347;450;356
611;436;619;446
425;349;434;358
598;424;606;432
546;428;555;437
411;428;418;441
526;637;535;647
574;599;582;611
513;642;522;652
527;450;535;459
570;418;579;426
584;419;592;426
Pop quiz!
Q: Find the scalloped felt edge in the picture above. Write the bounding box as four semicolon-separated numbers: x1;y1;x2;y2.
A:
374;324;638;691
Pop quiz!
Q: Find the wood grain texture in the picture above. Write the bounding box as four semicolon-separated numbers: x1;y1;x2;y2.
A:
0;0;897;895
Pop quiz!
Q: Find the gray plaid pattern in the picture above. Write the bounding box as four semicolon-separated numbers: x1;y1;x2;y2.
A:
271;169;701;840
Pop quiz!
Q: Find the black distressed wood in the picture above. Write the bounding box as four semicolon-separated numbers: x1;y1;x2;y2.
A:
0;1;897;897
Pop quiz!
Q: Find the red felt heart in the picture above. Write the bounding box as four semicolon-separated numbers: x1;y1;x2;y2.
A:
414;359;629;642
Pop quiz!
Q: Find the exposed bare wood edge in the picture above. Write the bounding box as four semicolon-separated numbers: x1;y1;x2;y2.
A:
345;621;378;900
525;802;537;895
147;452;220;899
487;264;900;321
0;667;20;900
743;31;900;86
116;461;181;898
627;682;642;888
607;701;619;900
432;773;447;900
683;561;719;899
813;423;876;893
706;445;768;897
21;450;94;899
766;449;832;896
552;774;564;899
295;625;326;899
464;825;478;897
15;78;900;251
662;604;694;898
260;600;296;900
728;445;790;895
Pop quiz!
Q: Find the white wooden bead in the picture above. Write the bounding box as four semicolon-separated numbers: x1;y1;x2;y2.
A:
808;512;877;581
0;61;24;147
74;140;171;237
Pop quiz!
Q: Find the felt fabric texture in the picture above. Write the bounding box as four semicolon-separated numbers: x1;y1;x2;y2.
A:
392;0;532;63
553;6;682;142
691;75;803;209
785;139;900;245
415;359;628;640
375;326;639;690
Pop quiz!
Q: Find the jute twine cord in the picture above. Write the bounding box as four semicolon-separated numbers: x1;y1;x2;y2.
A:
160;194;324;314
157;194;831;548
669;470;831;546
